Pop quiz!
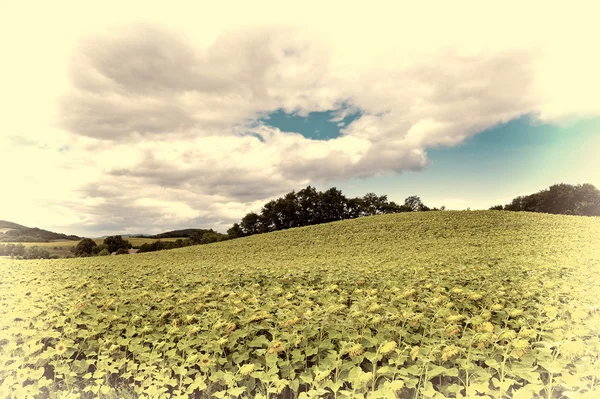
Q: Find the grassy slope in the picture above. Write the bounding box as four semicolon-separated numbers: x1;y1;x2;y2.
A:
1;211;599;397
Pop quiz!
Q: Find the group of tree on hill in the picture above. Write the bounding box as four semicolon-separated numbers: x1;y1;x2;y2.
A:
7;182;597;260
136;230;228;253
0;243;55;259
490;183;600;216
73;235;133;257
0;226;80;243
72;230;230;257
227;186;437;238
67;187;434;256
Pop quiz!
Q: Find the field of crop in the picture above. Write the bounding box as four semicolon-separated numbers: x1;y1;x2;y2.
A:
3;237;183;248
1;211;599;398
0;237;185;258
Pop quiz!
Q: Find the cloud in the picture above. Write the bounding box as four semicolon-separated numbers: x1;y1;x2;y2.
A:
59;24;336;141
2;2;599;235
50;24;544;234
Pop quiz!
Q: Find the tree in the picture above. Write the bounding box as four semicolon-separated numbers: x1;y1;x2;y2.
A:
240;212;263;236
115;248;129;255
230;186;433;238
489;205;504;210
361;193;387;216
92;244;108;255
297;186;321;225
501;183;600;216
74;238;97;257
404;196;425;212
227;223;244;239
574;183;600;216
103;235;131;254
22;246;50;259
200;231;226;244
344;197;364;219
320;187;348;222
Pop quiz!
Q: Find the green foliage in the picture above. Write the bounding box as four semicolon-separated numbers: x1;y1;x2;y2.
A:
227;223;244;239
404;195;428;212
96;248;110;256
150;228;223;239
136;233;227;254
0;220;80;242
502;183;600;216
103;235;132;254
74;238;97;257
235;185;430;237
0;243;25;257
1;211;599;398
19;246;51;259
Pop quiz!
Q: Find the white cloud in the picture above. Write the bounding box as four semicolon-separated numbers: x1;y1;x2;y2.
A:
1;1;598;235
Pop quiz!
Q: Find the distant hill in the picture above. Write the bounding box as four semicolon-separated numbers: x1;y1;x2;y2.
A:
97;234;152;239
0;220;81;242
0;220;27;232
146;228;218;239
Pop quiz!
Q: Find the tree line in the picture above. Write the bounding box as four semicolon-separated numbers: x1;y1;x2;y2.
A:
0;244;55;259
0;227;80;242
72;230;229;257
73;235;134;257
70;186;434;257
136;230;228;253
227;186;437;238
490;183;600;216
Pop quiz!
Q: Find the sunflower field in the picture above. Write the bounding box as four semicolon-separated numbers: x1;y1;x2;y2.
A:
1;211;599;398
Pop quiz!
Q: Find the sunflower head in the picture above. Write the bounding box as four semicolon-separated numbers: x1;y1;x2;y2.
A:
379;341;397;355
348;343;364;357
268;341;285;353
16;368;30;383
441;345;460;361
238;363;255;376
226;323;237;334
55;341;68;356
199;356;214;369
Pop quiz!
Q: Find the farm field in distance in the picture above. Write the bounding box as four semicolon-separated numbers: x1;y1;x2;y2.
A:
0;211;599;398
1;237;185;257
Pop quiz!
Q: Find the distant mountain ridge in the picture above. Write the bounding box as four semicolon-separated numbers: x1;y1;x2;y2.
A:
144;228;218;239
0;221;27;230
0;220;81;242
96;234;152;239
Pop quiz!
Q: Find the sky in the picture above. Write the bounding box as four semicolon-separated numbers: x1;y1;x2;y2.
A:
1;1;599;237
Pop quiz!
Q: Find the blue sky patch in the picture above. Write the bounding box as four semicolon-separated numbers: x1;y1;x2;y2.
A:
319;114;600;210
259;107;362;140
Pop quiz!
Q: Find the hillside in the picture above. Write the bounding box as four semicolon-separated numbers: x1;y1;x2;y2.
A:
0;220;26;233
1;211;599;398
0;220;80;242
148;228;221;239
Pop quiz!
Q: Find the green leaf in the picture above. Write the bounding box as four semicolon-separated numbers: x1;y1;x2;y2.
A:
228;387;247;396
484;359;500;370
248;335;270;348
428;365;458;378
512;384;543;399
377;366;396;377
31;367;45;380
100;385;111;395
